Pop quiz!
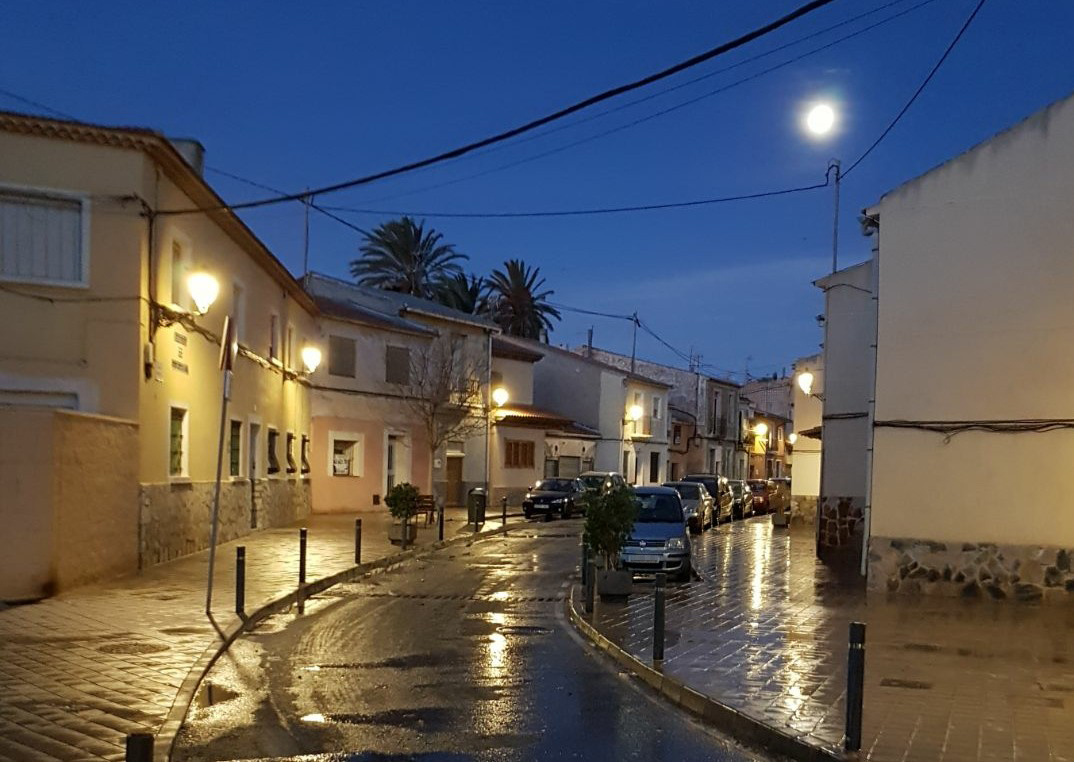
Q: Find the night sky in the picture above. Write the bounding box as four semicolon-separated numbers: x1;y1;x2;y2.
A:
3;1;1072;379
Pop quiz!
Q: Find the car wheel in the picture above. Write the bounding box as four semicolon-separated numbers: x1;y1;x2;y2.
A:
562;503;572;520
678;563;693;583
524;508;532;519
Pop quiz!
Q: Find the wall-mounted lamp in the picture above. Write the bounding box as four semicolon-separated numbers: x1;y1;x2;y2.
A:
627;404;644;422
796;371;814;396
787;432;798;445
752;422;769;438
300;345;322;374
492;386;510;408
187;272;220;316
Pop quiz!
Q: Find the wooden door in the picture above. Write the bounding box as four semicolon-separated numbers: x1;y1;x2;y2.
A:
445;456;464;507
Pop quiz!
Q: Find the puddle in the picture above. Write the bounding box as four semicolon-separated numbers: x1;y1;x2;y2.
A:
496;625;551;636
302;707;454;731
195;681;240;707
98;641;170;655
306;652;450;671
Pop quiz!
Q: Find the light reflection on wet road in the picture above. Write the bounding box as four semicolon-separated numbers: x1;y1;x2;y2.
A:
174;523;762;762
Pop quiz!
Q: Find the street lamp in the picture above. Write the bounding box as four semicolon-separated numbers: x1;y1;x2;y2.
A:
187;272;220;315
797;371;815;396
752;422;769;438
484;385;510;526
627;404;644;422
300;345;322;374
787;432;798;445
492;386;509;408
801;100;841;273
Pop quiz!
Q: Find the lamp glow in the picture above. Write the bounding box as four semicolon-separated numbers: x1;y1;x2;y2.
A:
753;422;769;437
300;345;322;374
492;386;509;407
797;371;815;396
628;404;644;422
788;432;798;445
805;103;836;136
187;272;219;315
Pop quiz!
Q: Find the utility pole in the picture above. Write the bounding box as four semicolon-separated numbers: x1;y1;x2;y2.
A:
829;159;841;274
302;189;311;276
630;313;639;374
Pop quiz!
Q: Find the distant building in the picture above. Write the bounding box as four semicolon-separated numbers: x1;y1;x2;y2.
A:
790;353;822;526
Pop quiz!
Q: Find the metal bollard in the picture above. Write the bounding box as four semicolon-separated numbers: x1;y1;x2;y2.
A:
438;501;445;542
354;518;362;565
584;559;596;614
125;732;154;762
653;572;666;664
235;546;246;617
297;527;308;614
581;543;589;587
501;495;508;530
845;621;867;752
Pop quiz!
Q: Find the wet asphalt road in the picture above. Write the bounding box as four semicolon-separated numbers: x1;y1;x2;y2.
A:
174;521;763;762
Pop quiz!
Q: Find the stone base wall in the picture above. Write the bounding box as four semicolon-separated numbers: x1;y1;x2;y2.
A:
868;536;1074;601
139;477;310;568
817;495;865;550
790;495;817;527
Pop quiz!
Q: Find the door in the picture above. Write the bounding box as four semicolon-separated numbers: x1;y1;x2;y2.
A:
248;423;261;529
445;456;464;507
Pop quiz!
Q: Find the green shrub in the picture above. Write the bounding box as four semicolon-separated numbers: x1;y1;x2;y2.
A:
584;485;638;569
385;482;421;523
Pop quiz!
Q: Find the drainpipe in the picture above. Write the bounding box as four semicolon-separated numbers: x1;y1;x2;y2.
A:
861;219;881;577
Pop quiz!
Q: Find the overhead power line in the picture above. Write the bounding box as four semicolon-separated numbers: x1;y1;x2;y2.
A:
157;0;840;216
843;0;987;176
0;87;78;121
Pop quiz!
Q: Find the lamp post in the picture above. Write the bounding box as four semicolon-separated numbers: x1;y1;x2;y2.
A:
752;421;769;479
485;386;509;510
803;102;840;273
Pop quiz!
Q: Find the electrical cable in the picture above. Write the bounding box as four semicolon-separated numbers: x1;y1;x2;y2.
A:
874;418;1074;444
547;302;636;322
156;0;840;215
842;0;987;177
0;87;78;121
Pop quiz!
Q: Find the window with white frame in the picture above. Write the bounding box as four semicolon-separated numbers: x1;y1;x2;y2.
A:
169;406;189;477
330;432;363;476
652;395;662;420
269;314;280;362
170;239;191;309
228;419;242;477
232;282;246;342
0;187;87;286
285;324;295;370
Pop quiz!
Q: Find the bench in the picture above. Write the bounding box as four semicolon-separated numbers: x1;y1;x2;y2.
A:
418;494;437;525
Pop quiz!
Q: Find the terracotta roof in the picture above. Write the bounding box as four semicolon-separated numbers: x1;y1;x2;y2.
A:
0;110;316;314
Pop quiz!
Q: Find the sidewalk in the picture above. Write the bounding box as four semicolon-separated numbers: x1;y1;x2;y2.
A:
0;507;513;762
581;517;1074;762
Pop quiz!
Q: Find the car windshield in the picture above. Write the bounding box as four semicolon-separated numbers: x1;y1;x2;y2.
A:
668;483;700;499
579;475;605;489
748;482;766;492
634;494;684;523
684;477;717;496
730;483;744;495
534;479;573;492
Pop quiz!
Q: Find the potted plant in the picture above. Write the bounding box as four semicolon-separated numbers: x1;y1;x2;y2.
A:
385;482;420;547
584;485;638;598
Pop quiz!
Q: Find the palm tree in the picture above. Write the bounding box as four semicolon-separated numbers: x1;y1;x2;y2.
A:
487;259;562;339
350;217;466;298
435;273;490;315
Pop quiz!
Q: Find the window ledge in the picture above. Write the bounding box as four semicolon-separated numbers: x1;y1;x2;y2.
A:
169;476;192;486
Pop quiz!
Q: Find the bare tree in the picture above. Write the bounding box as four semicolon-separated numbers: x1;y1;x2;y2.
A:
394;336;488;505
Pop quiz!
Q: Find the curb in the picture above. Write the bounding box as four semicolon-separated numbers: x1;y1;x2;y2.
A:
157;520;519;761
565;585;844;762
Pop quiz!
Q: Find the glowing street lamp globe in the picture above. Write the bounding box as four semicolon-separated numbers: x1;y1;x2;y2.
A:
753;422;769;438
300;345;322;374
492;386;510;407
805;103;836;136
627;404;644;422
797;371;815;396
788;432;798;445
187;272;219;315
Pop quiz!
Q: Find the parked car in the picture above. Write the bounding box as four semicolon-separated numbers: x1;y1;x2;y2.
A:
619;486;692;582
682;473;733;524
748;479;771;514
578;471;627;498
663;480;713;534
728;479;753;519
522;478;590;519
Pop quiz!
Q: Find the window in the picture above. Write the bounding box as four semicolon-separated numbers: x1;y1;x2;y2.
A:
301;435;311;474
0;188;87;286
232;282;246;342
504;439;535;469
652;396;662;420
285;324;295;369
267;429;280;474
331;436;362;476
229;420;242;477
329;335;356;377
582;457;594;473
385;345;410;385
285;432;297;474
169;407;188;477
170;239;190;309
269;315;280;362
673;424;682;445
649;451;660;483
544;458;559;478
670;462;681;481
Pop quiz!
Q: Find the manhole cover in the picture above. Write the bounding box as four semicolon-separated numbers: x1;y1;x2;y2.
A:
97;642;170;655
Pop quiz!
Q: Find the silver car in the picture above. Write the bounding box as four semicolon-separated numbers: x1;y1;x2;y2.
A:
662;480;713;534
619;486;692;582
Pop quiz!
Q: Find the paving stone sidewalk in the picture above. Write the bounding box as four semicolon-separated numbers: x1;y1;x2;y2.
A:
586;517;1074;762
0;508;511;762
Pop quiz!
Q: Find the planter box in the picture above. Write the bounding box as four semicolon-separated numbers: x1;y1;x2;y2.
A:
388;522;418;545
597;569;633;599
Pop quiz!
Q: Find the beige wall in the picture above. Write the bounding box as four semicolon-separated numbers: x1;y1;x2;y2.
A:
1;409;139;600
791;355;823;497
870;94;1074;547
493;356;534;406
490;424;543;504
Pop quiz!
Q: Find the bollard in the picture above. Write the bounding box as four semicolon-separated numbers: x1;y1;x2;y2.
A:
581;543;589;587
501;495;508;531
354;518;362;565
438;500;445;542
653;572;666;664
845;621;867;752
235;546;246;617
125;732;154;762
584;559;596;614
297;527;308;614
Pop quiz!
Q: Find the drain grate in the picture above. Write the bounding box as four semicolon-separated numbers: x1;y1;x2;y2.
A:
880;678;933;690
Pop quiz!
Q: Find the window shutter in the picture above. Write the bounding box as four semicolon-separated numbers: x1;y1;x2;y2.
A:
328;335;356;377
385;346;410;385
0;190;84;285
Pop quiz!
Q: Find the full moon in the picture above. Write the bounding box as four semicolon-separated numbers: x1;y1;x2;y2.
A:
805;103;836;135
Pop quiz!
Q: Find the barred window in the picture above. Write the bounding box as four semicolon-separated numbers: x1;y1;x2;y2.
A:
267;429;280;474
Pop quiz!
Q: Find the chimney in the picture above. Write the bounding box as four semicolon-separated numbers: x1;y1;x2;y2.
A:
168;138;206;177
586;327;593;358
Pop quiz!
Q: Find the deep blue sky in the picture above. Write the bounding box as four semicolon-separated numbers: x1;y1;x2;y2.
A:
3;1;1072;380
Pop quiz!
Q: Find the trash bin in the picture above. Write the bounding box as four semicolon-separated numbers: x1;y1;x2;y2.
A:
467;487;487;525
